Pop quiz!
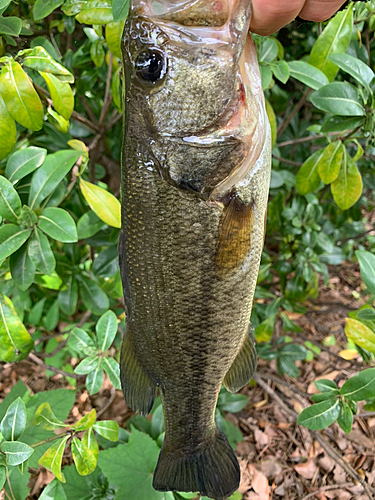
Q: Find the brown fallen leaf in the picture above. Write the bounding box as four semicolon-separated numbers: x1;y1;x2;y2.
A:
294;459;318;479
248;464;270;500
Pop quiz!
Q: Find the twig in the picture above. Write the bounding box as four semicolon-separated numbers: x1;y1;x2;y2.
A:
99;52;113;127
37;338;68;359
278;133;340;148
355;411;375;419
96;386;117;418
253;374;295;422
35;310;92;345
277;88;312;137
78;95;99;126
272;155;303;167
301;482;354;500
28;352;81;380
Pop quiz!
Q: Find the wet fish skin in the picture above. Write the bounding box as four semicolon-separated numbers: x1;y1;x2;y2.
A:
119;1;271;498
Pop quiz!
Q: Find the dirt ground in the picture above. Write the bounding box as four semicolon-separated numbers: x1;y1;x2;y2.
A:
0;260;374;500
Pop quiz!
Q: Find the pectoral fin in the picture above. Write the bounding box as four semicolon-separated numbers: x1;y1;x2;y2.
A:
120;331;157;415
216;196;254;276
224;326;257;393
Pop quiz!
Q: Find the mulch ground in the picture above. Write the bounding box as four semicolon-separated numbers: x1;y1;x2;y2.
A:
0;261;374;500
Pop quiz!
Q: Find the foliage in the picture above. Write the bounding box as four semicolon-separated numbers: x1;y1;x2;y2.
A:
0;0;374;498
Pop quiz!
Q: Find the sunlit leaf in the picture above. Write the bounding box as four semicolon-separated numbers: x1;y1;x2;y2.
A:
80;179;121;228
39;435;69;482
0;397;27;441
356;250;375;295
317;141;343;184
0;94;16;161
331;149;362;210
5;147;47;184
40;72;74;120
71;437;97;476
345;318;375;355
296;149;324;195
0;60;43;130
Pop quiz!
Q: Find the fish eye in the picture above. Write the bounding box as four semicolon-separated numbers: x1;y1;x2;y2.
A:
135;49;167;83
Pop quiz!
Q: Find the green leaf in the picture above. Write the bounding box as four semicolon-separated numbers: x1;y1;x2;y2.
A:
0;466;5;491
265;99;276;148
79;276;109;316
40;72;74;120
44;299;60;331
0;397;27;441
310;82;365;117
337;402;353;434
317;141;343;184
340;368;375;401
74;356;100;375
321;116;364;134
19;206;37;227
310;391;338;403
2;441;34;466
39;479;67;500
86;367;103;394
0;17;22;36
296;149;324;195
76;7;114;24
329;53;375;90
0;94;16;161
331;149;362;211
217;391;248;413
39;207;78;243
0;293;33;362
82;428;98;462
33;0;63;20
28;228;56;275
278;344;307;360
58;276;78;316
68;327;96;355
102;357;121;390
259;38;278;63
271;60;289;84
5;147;47;185
80;179;121;228
38;435;69;482
28;150;81;209
90;40;105;68
47;108;69;134
71;437;97;476
32;402;67;430
287;60;329;90
314;379;337;392
77;211;105;239
21;47;74;83
106;21;125;59
255;314;276;342
297;398;340;430
357;308;375;321
260;65;272;91
72;409;96;431
27;297;47;325
98;429;162;500
96;310;117;352
277;355;299;377
345;318;375;355
0;224;31;261
0;60;43;131
112;0;129;21
356;250;375;295
5;467;30;500
0;175;21;222
309;6;353;81
92;245;119;278
93;420;119;441
9;244;36;291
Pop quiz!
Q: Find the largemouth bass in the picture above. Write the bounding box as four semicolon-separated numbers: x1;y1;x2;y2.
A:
119;1;271;498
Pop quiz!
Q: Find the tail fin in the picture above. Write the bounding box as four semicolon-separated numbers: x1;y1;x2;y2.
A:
153;429;240;500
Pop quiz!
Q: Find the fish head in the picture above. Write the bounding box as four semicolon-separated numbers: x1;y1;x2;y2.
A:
123;0;267;200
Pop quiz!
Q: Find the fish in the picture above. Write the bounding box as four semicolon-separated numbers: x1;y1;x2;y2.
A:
119;0;271;498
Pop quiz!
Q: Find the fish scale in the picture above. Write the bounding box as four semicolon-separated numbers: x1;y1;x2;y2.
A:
119;1;271;498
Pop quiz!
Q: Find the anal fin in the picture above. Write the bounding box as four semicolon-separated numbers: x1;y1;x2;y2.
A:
120;332;157;415
224;326;257;393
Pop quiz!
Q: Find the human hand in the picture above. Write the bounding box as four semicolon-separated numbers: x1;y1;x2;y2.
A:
250;0;348;35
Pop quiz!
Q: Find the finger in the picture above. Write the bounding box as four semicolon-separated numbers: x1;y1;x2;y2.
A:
250;0;306;36
299;0;347;22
